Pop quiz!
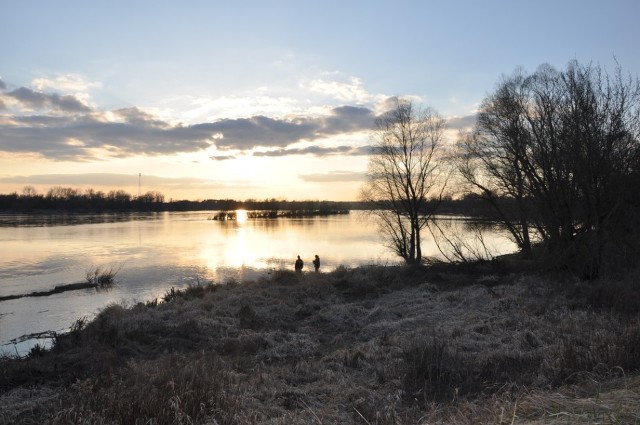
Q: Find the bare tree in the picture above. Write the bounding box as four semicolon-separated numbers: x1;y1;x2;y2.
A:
21;185;38;197
457;61;640;276
428;218;497;263
361;98;449;264
456;70;535;257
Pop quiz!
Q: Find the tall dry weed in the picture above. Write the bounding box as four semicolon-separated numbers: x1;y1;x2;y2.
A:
53;353;239;425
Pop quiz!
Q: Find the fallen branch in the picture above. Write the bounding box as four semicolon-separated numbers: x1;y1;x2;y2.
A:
0;282;99;302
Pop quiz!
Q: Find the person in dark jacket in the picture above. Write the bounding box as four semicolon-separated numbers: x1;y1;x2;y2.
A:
312;254;320;272
295;255;303;273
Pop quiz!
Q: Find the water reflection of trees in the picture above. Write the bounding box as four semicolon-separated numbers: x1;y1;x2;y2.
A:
0;212;162;227
427;217;511;263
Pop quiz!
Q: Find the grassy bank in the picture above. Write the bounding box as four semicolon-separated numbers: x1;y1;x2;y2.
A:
1;263;639;424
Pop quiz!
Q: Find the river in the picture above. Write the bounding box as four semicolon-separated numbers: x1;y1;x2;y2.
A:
0;210;515;356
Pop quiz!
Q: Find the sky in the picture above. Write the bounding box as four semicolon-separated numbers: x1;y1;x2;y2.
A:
1;0;639;201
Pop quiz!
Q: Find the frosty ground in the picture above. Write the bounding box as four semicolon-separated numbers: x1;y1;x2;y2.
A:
1;262;639;424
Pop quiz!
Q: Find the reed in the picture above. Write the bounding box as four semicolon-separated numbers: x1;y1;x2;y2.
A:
85;265;120;288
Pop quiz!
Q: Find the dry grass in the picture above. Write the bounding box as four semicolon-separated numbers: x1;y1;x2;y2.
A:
1;263;640;424
514;375;640;424
85;265;120;288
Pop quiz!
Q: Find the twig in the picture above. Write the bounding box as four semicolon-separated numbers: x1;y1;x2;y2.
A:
353;407;372;425
301;401;323;424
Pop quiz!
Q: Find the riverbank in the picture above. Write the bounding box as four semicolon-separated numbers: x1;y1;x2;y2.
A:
1;262;639;424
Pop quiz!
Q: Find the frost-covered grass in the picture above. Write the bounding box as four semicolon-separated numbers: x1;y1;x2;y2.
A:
1;263;640;424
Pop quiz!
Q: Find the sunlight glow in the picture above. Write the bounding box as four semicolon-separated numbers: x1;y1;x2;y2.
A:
236;209;248;223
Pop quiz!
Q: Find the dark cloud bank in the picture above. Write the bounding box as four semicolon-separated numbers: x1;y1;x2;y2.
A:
0;83;377;161
0;82;475;161
5;87;91;113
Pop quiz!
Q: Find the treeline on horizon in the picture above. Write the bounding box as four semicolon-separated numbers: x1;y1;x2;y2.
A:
0;187;352;213
0;185;497;218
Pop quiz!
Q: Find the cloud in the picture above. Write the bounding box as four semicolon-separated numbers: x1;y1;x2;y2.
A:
0;172;239;192
308;76;372;103
0;79;377;161
0;78;6;90
446;114;477;130
31;74;99;93
198;106;375;150
5;86;91;113
253;144;371;158
0;111;217;160
0;105;373;160
322;106;375;134
299;170;366;183
0;173;144;187
176;94;302;123
195;115;317;150
210;154;237;161
6;87;48;108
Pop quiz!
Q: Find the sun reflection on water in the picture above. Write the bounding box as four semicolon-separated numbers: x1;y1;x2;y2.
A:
235;209;248;223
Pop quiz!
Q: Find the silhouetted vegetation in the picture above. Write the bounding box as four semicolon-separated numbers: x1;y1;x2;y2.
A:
208;208;349;220
354;61;640;278
457;60;640;277
0;186;360;216
0;186;165;212
360;98;450;265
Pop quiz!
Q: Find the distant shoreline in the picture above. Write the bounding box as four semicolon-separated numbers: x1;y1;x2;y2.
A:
0;192;503;219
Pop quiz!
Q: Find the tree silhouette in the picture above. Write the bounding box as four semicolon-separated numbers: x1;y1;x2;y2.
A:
361;98;449;264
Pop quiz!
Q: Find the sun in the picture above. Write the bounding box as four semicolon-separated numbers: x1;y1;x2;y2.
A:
235;209;248;223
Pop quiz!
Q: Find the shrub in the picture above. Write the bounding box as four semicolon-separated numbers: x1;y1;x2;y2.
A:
162;282;217;303
28;343;47;358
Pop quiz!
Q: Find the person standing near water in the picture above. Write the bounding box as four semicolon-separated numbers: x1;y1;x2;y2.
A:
313;255;320;272
295;255;303;273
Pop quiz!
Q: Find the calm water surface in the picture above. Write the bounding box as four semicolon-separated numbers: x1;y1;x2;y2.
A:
0;211;514;355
